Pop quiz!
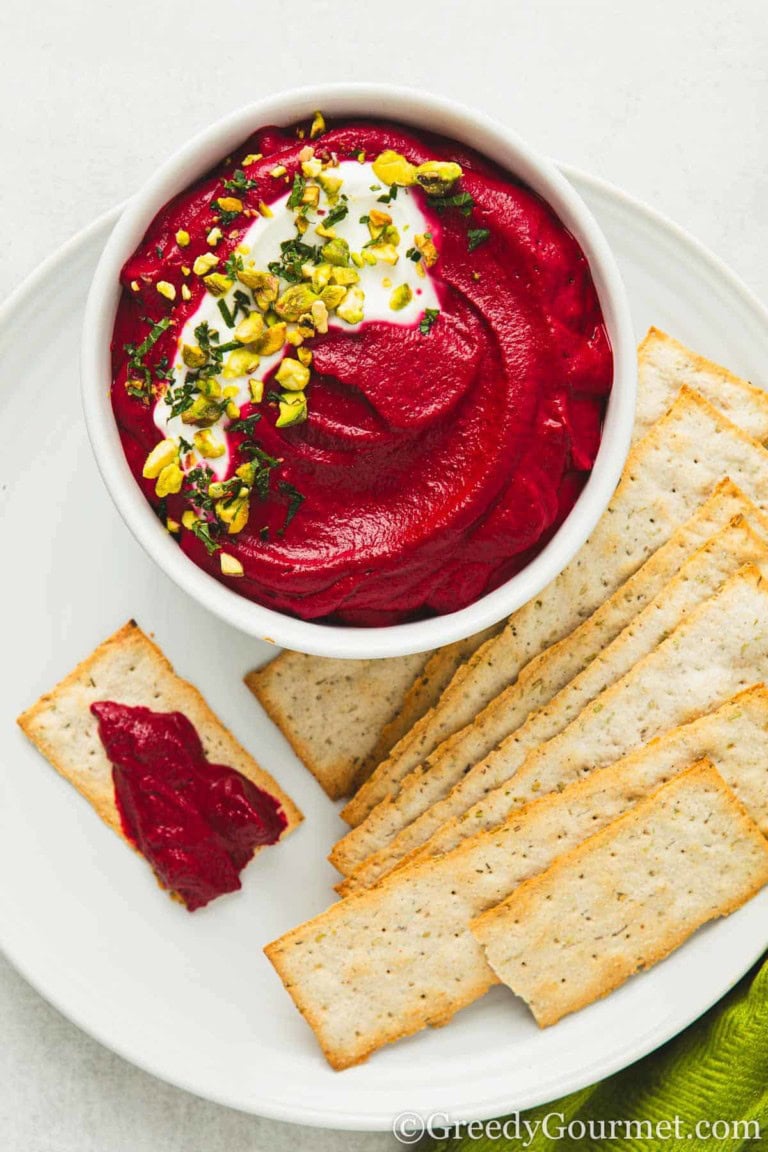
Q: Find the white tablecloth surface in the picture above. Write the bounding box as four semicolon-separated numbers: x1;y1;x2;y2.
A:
1;0;766;1147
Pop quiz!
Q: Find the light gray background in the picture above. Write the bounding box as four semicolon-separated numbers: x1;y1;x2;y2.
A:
1;1;766;1149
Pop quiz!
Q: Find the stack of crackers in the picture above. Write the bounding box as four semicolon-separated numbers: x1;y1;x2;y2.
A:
255;330;768;1068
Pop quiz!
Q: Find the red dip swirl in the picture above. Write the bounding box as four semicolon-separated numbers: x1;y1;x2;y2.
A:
112;116;613;625
91;701;286;910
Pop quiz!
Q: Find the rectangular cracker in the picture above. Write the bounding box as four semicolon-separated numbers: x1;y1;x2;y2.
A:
351;625;502;791
471;762;768;1028
342;388;768;826
245;650;429;800
636;327;768;443
18;619;302;849
266;693;768;1069
332;511;768;881
410;564;768;865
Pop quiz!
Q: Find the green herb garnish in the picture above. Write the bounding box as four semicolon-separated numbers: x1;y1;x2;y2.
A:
323;202;349;228
268;237;321;284
278;481;305;533
467;227;490;251
405;246;422;262
428;190;474;216
223;169;258;194
287;173;307;209
419;308;440;335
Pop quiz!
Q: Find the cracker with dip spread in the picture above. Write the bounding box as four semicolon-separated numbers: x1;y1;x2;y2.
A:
18;621;302;910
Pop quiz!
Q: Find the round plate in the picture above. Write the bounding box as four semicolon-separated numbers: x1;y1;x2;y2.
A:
1;170;767;1131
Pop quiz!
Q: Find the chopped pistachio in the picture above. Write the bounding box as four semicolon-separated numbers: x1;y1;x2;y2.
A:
368;207;392;230
275;283;319;322
414;160;463;195
226;400;240;420
276;391;308;428
300;184;320;208
193;252;219;276
193;429;225;459
321;237;350;266
216;196;243;213
389;283;413;311
372;149;418;187
329;266;359;286
181;265;191;276
242;152;262;165
307;262;332;289
175;229;190;247
415;261;426;279
220;553;244;577
234;312;265;344
130;279;140;292
350;251;364;268
301;157;323;179
318;172;343;201
336;286;365;324
142;438;178;480
236;243;251;255
223;347;261;378
166;517;181;534
369;242;399;265
156;280;176;301
286;328;304;347
181;343;208;369
297;346;313;367
181;283;192;300
181;510;199;530
295;214;310;235
382;277;392;288
310;299;329;334
206;226;223;247
298;144;315;162
361;250;377;266
257;200;273;218
309;110;326;139
255;322;287;355
276;357;311;391
357;151;366;163
314;222;336;240
237;267;279;310
155;462;184;497
181;396;223;427
269;165;287;178
202;272;233;296
249;379;265;402
319;284;347;311
414;232;439;266
217;491;250;534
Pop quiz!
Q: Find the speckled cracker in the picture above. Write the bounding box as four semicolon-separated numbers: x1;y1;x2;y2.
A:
18;620;302;849
471;762;768;1028
342;388;768;828
332;513;768;881
409;565;768;866
265;700;768;1069
636;328;768;443
245;651;429;800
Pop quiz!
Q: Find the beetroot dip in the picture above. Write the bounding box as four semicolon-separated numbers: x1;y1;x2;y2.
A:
111;113;612;626
91;701;287;911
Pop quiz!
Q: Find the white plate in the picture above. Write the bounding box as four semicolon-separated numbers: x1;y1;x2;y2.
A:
1;170;767;1132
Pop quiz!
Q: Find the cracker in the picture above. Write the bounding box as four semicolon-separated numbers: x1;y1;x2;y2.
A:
266;695;768;1068
245;650;429;800
471;762;768;1028
18;619;301;854
412;565;768;864
332;511;768;882
351;626;502;791
636;328;768;443
342;388;768;826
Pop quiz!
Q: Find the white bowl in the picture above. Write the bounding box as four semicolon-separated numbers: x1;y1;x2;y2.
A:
81;84;636;659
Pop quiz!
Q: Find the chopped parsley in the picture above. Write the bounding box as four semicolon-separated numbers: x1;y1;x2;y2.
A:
419;308;440;335
224;252;244;278
242;444;281;499
467;227;490;251
323;201;349;228
190;519;221;555
377;185;399;204
229;411;262;436
223;168;258;194
278;481;305;533
123;315;172;401
428;190;475;216
405;246;422;262
268;237;321;284
287;173;307;209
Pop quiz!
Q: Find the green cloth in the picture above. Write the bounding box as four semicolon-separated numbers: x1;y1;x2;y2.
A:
426;953;768;1151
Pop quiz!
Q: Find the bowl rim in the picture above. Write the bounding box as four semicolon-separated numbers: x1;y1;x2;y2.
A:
81;82;636;659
